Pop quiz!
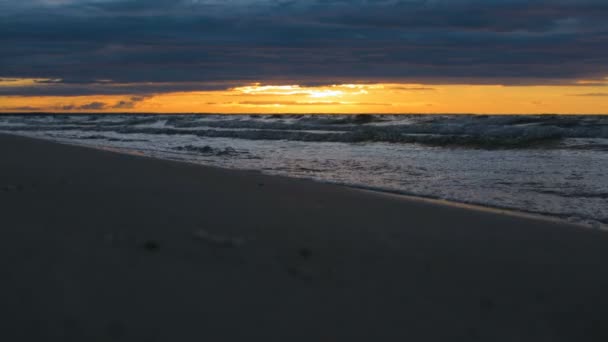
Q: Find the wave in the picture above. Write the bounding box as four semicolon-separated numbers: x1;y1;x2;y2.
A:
1;114;607;149
0;123;569;148
173;145;251;157
2;114;606;228
79;134;148;142
534;189;608;199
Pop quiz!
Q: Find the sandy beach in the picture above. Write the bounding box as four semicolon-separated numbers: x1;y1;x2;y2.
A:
2;132;608;341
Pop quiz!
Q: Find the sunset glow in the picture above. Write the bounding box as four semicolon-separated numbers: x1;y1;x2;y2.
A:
2;0;607;114
2;79;607;114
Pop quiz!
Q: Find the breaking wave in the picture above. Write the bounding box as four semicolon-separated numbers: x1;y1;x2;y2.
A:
1;114;607;149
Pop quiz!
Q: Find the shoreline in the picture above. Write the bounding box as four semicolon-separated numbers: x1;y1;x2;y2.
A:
357;187;594;229
4;131;598;230
3;132;608;341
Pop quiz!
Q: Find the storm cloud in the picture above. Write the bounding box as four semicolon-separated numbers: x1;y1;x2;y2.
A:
1;0;607;94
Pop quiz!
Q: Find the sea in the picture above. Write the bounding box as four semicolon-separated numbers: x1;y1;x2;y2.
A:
1;114;606;228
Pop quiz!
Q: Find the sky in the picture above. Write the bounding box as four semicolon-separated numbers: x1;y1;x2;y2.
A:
1;0;607;114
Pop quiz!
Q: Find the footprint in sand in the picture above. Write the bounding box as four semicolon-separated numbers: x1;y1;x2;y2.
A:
2;184;24;192
286;247;316;280
299;248;312;260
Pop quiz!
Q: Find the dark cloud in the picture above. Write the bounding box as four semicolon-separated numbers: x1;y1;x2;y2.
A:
58;102;108;110
80;102;107;110
570;93;608;96
5;100;142;111
113;101;135;109
1;0;608;94
387;86;436;91
5;106;43;111
0;81;237;96
112;95;149;108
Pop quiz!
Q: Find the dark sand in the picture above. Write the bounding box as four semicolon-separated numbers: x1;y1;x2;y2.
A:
2;133;608;341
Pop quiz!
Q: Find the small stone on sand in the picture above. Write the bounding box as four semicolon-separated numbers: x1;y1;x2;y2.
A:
142;240;160;252
299;248;312;259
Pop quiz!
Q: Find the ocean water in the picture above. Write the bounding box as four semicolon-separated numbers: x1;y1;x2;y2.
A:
1;114;607;228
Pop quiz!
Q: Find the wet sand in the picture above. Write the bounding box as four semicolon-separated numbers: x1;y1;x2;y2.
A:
1;133;608;341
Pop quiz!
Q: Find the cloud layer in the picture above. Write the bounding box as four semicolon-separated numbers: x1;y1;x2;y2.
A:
1;0;608;94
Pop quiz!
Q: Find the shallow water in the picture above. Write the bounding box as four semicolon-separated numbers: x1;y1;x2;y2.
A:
1;114;607;228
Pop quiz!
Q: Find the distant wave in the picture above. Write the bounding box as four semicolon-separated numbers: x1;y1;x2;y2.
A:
1;114;607;149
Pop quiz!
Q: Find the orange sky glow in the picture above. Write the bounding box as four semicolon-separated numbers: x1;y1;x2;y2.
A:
1;79;608;114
